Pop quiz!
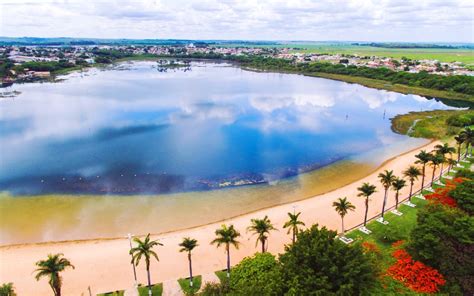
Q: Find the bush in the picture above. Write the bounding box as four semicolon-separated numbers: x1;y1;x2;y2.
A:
455;169;474;180
279;225;377;295
409;203;474;294
449;179;474;215
198;281;229;296
229;253;283;295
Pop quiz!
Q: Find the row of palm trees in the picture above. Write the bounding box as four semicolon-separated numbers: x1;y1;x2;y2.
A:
30;128;473;296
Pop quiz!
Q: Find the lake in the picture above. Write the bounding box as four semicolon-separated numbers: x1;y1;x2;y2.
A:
0;61;460;244
0;61;455;195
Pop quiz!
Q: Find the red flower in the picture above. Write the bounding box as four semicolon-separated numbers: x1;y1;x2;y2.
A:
425;179;462;207
387;248;446;293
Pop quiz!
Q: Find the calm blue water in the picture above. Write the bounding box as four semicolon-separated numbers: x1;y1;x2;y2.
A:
0;61;459;194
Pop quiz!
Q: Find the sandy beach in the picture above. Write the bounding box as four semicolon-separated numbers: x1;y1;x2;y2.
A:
0;140;442;295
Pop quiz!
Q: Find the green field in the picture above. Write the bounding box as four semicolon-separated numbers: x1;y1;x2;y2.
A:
288;45;474;64
220;43;474;64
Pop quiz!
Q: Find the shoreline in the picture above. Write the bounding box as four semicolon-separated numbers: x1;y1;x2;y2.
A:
0;139;433;248
0;139;443;296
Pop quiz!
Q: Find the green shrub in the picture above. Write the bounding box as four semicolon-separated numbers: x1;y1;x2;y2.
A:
449;179;474;215
198;281;229;296
229;253;283;296
279;225;377;295
455;169;474;179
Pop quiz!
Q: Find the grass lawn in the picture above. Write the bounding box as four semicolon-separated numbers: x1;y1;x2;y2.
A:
215;270;229;283
178;275;202;295
137;284;163;296
344;157;472;295
345;197;428;295
97;283;163;296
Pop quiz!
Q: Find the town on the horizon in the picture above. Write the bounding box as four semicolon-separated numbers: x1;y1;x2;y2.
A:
1;41;474;87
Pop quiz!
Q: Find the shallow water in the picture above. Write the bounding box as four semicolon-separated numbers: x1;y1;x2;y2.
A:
0;61;459;244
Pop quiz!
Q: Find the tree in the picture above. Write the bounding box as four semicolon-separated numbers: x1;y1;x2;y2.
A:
429;153;444;183
34;253;74;296
211;224;241;278
449;179;474;215
391;177;407;209
0;283;16;296
403;165;421;201
460;127;474;156
409;203;474;294
357;183;377;226
247;215;276;253
179;237;198;287
229;253;283;295
332;197;355;234
130;234;163;296
454;135;465;162
378;170;396;220
279;225;377;295
415;150;431;190
283;212;305;244
434;143;456;179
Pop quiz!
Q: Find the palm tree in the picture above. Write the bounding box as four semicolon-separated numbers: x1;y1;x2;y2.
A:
378;170;396;220
454;135;464;162
391;177;407;209
429;153;444;183
415;150;431;190
283;212;305;244
130;234;163;296
34;253;74;296
332;197;355;234
434;143;456;178
357;183;377;226
179;237;198;287
460;127;474;156
403;166;421;201
0;282;16;296
447;158;457;174
247;215;276;253
211;224;241;278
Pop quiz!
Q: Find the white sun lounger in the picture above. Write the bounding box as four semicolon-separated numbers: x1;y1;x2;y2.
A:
358;226;372;234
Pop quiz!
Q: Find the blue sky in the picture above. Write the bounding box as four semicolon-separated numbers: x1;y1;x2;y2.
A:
0;0;473;42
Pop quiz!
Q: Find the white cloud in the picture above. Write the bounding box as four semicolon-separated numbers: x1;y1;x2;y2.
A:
0;0;472;41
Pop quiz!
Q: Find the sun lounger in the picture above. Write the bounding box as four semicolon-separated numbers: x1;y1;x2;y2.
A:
376;217;389;225
415;194;426;200
358;226;372;234
391;209;403;216
339;236;354;244
403;201;416;207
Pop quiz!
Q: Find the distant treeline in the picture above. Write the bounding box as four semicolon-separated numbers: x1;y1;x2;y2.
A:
352;42;474;49
238;56;474;95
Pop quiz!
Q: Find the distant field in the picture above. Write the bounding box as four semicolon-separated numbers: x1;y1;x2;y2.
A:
289;45;474;64
220;43;474;64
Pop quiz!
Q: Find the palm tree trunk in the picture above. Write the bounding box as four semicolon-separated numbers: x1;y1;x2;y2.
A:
341;216;345;234
395;191;399;209
364;198;369;226
261;238;265;253
381;189;388;219
457;145;461;162
226;244;230;278
147;267;152;296
408;181;413;201
431;166;436;183
188;253;193;287
421;165;426;189
292;228;296;244
439;162;444;179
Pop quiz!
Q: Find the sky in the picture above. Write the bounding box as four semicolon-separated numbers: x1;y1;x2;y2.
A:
0;0;473;42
